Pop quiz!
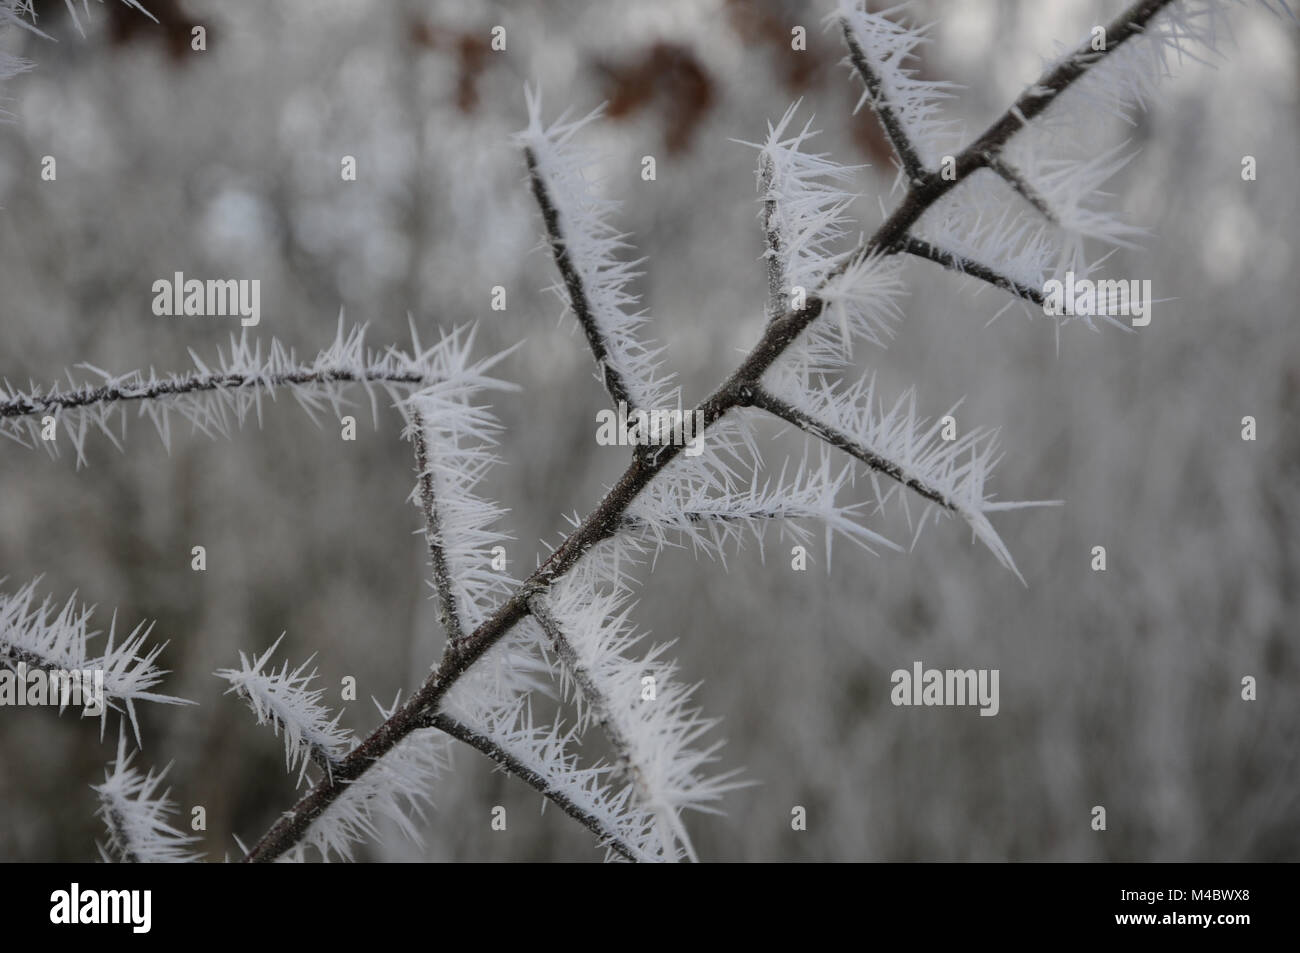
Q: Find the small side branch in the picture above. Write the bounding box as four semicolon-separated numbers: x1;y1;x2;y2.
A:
840;17;927;182
984;154;1059;225
527;596;640;786
749;386;956;512
830;0;1179;275
410;410;464;649
962;0;1178;159
621;511;787;529
899;237;1045;305
524;146;636;410
0;367;427;420
425;711;640;862
759;152;788;322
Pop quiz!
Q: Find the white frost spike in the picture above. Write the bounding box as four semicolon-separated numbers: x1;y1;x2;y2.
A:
744;104;907;354
775;252;907;386
0;3;37;92
401;343;520;637
1038;0;1239;128
628;440;900;568
442;686;665;863
741;102;862;309
829;1;961;173
94;732;202;863
399;323;521;640
0;578;190;743
818;251;908;355
0;47;29;91
215;634;350;786
439;621;665;862
518;86;676;412
278;697;451;863
58;2;156;37
542;537;747;862
760;372;1060;583
912;169;1056;297
1000;143;1150;277
0;318;487;467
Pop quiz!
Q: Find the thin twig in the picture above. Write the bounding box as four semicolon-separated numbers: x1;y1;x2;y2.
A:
836;0;1177;277
425;711;641;862
621;510;788;529
840;17;928;182
984;154;1059;225
524;146;636;410
749;386;956;511
759;152;788;322
0;367;429;419
899;236;1046;305
410;410;465;650
528;596;642;788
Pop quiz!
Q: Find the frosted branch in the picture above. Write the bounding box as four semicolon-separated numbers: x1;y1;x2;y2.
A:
900;236;1046;305
0;319;486;466
94;732;202;863
215;635;350;787
410;411;465;647
244;0;1227;862
518;86;674;412
0;578;190;743
427;710;644;862
751;384;1060;583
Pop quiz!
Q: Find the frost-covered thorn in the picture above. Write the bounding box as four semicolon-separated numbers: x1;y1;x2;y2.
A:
527;595;638;781
400;360;517;655
759;151;788;321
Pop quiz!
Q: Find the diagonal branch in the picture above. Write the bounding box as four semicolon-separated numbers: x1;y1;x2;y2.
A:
425;711;640;862
241;0;1178;864
524;146;636;410
898;236;1045;305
